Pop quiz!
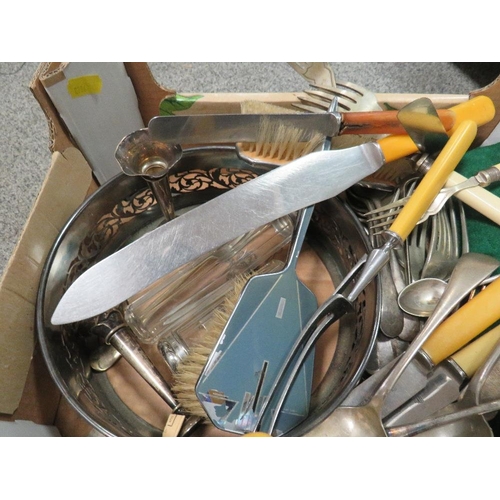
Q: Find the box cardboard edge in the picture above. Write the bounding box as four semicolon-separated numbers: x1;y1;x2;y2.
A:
0;147;94;417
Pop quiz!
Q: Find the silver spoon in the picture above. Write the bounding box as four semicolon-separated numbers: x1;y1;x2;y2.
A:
397;277;447;317
398;275;499;319
389;241;422;343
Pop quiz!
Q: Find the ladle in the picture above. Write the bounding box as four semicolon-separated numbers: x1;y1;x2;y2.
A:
304;252;498;436
397;278;447;317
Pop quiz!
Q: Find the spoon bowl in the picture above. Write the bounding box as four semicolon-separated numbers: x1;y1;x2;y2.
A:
309;405;386;437
398;278;447;317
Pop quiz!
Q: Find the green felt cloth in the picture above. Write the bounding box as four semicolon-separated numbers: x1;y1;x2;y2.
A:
454;141;500;263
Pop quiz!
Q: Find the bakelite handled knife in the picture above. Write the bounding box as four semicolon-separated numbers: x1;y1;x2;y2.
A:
422;275;500;364
384;323;500;427
51;98;495;325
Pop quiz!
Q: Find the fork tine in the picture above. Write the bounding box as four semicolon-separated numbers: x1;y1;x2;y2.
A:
415;209;432;225
369;218;397;231
365;209;400;225
308;86;359;104
297;79;382;113
305;89;368;111
364;198;409;217
293;93;355;113
366;211;400;226
304;90;336;103
291;102;325;114
336;80;367;96
372;227;391;237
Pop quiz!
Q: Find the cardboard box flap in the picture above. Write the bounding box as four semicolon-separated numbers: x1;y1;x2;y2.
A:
30;63;75;155
124;62;176;123
0;148;93;414
35;63;145;184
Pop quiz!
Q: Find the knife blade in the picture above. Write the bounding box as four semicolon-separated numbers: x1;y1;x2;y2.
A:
147;110;457;144
149;95;494;146
51;143;388;325
149;113;342;144
341;269;500;418
383;323;500;426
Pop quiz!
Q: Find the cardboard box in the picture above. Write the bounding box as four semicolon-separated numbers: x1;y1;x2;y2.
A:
1;62;498;436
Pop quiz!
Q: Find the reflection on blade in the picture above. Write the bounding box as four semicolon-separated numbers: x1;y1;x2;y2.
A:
51;145;385;325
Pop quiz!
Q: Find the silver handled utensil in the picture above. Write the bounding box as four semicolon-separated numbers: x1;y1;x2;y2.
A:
383;323;500;428
91;309;202;436
386;398;500;437
91;309;180;411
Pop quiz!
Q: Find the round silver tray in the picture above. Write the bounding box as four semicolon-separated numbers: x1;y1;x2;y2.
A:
36;146;379;437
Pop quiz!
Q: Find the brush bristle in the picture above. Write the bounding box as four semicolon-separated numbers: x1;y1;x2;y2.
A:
363;158;417;187
239;118;324;164
238;101;324;165
171;274;250;417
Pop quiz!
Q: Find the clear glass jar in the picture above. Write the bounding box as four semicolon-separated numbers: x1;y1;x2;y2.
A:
123;215;294;370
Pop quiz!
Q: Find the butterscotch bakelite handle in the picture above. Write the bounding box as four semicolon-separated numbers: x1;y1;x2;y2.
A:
451;324;500;378
341;109;456;136
448;95;496;134
422;276;500;365
376;95;495;164
385;120;477;241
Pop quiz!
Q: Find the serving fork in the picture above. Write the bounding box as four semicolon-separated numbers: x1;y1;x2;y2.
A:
294;81;382;113
364;165;500;231
288;62;382;113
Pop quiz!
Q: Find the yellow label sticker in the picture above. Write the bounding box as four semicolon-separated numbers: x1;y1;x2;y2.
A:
67;75;103;98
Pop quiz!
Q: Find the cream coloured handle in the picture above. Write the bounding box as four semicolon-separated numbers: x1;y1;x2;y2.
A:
422;276;500;364
445;170;500;225
451;323;500;377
